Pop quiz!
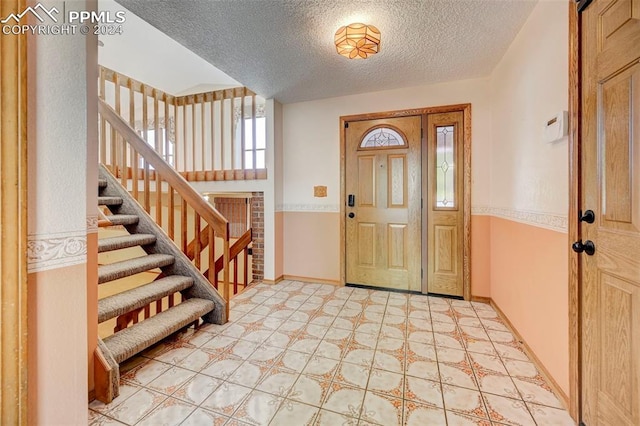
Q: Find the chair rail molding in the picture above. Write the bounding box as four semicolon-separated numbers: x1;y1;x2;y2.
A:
471;206;568;233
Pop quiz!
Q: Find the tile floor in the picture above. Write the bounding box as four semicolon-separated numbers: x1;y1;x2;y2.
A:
89;281;575;425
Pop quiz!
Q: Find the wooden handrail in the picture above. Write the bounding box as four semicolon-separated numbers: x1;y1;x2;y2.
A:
98;99;229;240
215;228;252;274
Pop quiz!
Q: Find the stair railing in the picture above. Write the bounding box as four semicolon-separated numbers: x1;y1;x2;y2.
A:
98;99;231;318
99;66;266;182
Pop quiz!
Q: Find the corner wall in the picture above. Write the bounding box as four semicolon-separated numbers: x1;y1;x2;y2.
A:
487;0;569;395
26;0;95;422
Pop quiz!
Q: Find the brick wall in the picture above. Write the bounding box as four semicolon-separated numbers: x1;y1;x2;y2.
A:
250;192;264;282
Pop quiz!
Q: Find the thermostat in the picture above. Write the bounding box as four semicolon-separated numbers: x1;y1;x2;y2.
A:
544;111;568;143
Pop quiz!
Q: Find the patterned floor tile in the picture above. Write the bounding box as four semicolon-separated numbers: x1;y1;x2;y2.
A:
105;388;167;425
232;389;283;425
172;374;222;405
270;399;319;426
314;408;359;425
322;383;366;419
135;397;195;426
404;376;443;408
482;393;536;425
181;407;229;426
227;360;272;388
200;353;244;380
146;366;195;396
526;402;575;425
367;369;404;399
360;391;403;425
334;361;371;389
512;377;563;408
446;410;492;425
288;375;331;407
404;401;447;425
200;382;252;417
89;281;572;426
256;367;299;397
441;384;488;419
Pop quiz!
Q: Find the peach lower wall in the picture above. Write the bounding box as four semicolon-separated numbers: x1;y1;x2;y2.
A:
28;262;88;425
283;212;340;281
274;212;284;279
471;215;491;298
489;216;568;395
283;211;492;298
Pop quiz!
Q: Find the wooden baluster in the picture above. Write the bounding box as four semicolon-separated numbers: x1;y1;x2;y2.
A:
194;213;201;270
200;96;206;172
181;200;188;253
244;246;249;287
231;92;236;172
251;94;257;175
113;73;123;183
142;84;150;212
223;238;230;318
191;100;196;178
128;79;138;198
99;68;107;165
168;294;175;308
156;299;162;315
233;257;238;295
182;100;187;172
220;91;225;173
165;95;172;168
210;92;216;172
241;89;246;173
208;226;215;285
154;89;162;227
144;304;150;319
168;185;175;240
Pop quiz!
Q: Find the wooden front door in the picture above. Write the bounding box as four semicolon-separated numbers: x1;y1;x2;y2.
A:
580;0;640;424
345;116;422;291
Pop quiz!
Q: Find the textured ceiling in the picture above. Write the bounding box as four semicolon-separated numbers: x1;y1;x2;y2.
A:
115;0;537;104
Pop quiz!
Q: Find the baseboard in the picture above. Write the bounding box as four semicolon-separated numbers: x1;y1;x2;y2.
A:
261;276;284;285
282;275;342;286
489;298;570;410
470;295;491;304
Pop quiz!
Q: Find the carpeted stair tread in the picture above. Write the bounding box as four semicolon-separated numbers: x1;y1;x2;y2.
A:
103;298;215;363
98;234;157;253
98;275;194;323
99;196;123;206
98;178;107;188
98;254;175;284
103;214;139;226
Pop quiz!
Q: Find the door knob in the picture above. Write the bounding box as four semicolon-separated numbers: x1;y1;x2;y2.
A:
572;240;595;255
348;212;355;218
579;210;595;224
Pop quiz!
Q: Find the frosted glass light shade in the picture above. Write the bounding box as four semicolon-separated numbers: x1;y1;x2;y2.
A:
334;23;381;59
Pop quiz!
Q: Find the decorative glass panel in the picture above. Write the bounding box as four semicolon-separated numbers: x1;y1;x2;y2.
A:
436;126;455;207
360;127;406;148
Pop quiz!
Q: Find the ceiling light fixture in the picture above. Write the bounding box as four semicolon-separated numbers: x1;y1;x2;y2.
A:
334;23;381;59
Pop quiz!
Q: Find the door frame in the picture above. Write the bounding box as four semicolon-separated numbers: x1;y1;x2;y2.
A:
0;0;29;422
568;0;582;422
339;104;472;299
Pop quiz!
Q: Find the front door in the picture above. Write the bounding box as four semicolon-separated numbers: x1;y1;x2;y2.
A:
580;0;640;424
345;116;422;291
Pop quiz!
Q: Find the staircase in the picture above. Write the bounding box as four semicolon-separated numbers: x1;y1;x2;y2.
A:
95;164;227;401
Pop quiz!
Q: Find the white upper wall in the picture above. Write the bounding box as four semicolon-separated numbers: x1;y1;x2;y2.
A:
282;79;492;211
98;0;240;95
489;0;569;218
